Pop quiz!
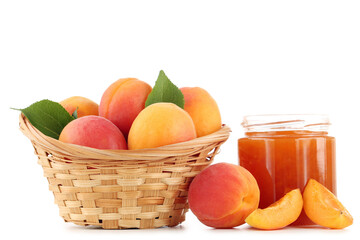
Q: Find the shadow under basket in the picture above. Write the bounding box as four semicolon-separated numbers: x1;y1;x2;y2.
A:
19;114;231;229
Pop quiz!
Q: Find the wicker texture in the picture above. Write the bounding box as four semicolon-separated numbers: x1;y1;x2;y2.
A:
19;114;230;229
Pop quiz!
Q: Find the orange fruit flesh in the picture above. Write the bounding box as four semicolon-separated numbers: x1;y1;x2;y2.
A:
245;189;303;230
303;179;353;229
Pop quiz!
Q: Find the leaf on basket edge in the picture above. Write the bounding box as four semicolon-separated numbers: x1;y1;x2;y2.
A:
12;99;74;139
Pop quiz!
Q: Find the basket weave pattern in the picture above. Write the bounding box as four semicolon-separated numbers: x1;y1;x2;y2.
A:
19;115;230;229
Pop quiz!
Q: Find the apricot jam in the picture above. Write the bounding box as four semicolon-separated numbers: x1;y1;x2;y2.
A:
238;115;336;225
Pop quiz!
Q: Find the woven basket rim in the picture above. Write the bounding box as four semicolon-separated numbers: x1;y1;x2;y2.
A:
19;114;231;163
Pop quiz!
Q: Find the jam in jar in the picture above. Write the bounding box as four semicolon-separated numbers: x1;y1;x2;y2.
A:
238;114;336;225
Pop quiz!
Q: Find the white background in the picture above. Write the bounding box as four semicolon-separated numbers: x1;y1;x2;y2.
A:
0;0;359;239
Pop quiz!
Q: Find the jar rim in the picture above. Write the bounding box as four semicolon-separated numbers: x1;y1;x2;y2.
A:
242;114;330;132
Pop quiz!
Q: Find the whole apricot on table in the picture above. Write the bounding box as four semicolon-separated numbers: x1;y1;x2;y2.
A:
60;96;99;118
245;189;303;230
99;78;152;138
303;179;353;229
188;163;260;228
180;87;221;137
128;102;196;150
59;116;127;150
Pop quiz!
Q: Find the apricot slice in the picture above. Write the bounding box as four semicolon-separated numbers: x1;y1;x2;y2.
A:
245;189;303;230
303;179;353;229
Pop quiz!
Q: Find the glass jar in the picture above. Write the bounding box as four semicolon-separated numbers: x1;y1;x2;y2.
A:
238;114;336;225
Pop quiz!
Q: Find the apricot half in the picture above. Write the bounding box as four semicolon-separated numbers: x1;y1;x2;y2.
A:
245;189;303;230
303;179;353;229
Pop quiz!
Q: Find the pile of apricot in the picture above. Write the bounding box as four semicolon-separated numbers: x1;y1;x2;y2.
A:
188;163;353;230
57;77;353;231
58;78;221;150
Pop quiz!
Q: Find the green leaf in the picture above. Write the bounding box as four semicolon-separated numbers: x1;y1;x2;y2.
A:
12;99;74;139
145;70;185;108
72;107;78;119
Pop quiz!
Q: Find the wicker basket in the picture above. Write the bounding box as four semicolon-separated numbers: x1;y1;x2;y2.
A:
19;114;230;229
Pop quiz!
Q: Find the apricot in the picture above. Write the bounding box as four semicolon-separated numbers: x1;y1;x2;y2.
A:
128;103;196;150
60;96;99;118
245;189;303;230
303;179;353;229
59;116;127;150
180;87;221;137
188;163;260;228
99;78;152;138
